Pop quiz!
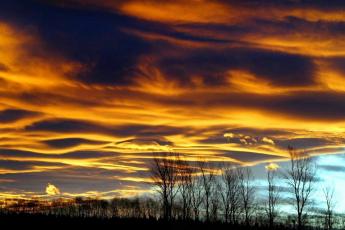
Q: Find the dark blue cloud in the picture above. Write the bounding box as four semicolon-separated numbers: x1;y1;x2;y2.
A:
221;150;284;163
0;160;66;170
276;138;332;149
116;138;173;146
0;0;319;89
0;0;152;86
42;138;108;148
173;91;345;121
0;148;118;159
26;118;186;137
266;92;345;120
222;0;345;10
0;0;233;87
326;57;345;75
0;109;40;123
157;47;315;87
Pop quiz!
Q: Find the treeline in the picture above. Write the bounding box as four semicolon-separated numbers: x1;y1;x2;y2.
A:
0;147;343;229
0;197;159;219
149;147;340;229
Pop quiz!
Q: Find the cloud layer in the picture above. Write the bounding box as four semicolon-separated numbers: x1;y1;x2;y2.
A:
0;0;344;198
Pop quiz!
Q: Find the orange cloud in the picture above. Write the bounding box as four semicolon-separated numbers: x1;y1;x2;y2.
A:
119;0;234;24
0;1;345;200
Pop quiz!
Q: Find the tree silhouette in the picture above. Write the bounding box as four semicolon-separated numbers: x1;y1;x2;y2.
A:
238;167;255;226
285;146;316;230
150;152;179;220
265;164;280;229
219;166;240;224
198;160;215;222
323;185;335;230
176;156;193;220
190;166;204;221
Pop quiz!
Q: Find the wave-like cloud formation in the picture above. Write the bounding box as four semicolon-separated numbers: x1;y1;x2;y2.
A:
0;0;345;198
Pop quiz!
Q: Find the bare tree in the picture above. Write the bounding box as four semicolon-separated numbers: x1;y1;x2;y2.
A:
190;172;204;221
176;156;193;220
210;188;220;222
238;167;256;226
285;147;316;230
265;164;280;228
323;185;335;230
150;152;179;220
219;166;241;224
199;160;215;222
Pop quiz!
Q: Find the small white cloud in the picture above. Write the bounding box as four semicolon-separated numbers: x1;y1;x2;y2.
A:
46;183;60;196
265;163;279;171
240;138;248;144
224;132;234;138
262;137;275;145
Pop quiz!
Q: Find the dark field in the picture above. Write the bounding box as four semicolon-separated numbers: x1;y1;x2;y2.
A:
0;213;293;230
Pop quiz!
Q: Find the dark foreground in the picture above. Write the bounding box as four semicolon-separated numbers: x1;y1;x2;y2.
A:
0;214;294;230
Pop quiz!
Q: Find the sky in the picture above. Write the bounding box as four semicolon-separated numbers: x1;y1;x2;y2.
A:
0;0;345;203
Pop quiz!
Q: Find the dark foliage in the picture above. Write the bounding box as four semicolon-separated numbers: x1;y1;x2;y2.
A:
0;212;300;230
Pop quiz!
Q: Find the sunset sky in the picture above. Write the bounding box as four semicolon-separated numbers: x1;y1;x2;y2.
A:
0;0;345;202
